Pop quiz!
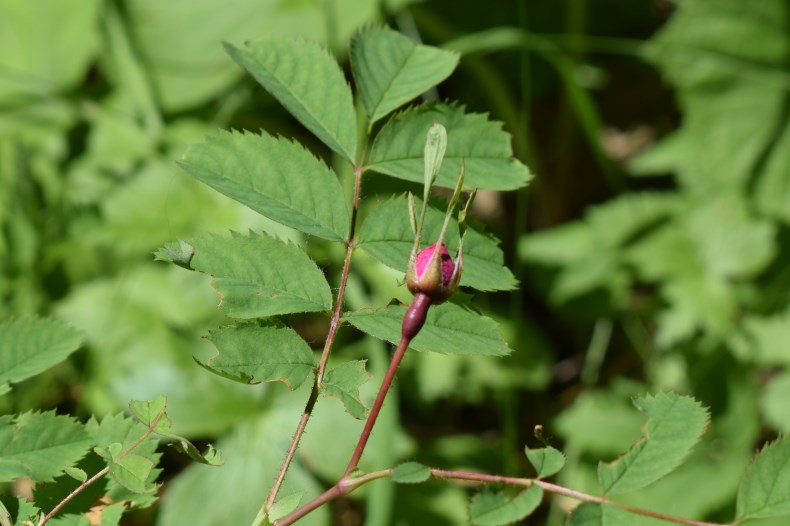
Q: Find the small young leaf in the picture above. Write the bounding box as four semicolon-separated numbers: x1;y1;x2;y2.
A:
179;130;350;241
0;317;83;393
224;38;357;161
321;360;371;420
469;486;542;526
358;196;516;292
64;466;88;482
423;123;448;200
351;26;459;124
391;462;431;484
129;395;168;430
269;493;303;522
198;323;315;390
153;239;194;268
344;302;511;357
367;103;531;190
109;454;156;494
736;436;790;521
0;411;91;483
525;446;565;478
597;392;709;495
183;232;332;318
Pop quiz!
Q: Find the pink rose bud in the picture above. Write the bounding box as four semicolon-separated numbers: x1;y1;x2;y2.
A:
406;242;462;304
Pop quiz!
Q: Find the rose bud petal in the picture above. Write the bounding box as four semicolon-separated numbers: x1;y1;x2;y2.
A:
406;242;461;304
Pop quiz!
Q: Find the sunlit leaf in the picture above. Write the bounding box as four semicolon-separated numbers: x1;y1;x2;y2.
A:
198;323;315;390
525;446;565;479
0;317;83;394
169;232;333;318
269;493;303;522
469;486;542;526
0;412;91;483
736;436;790;521
179;130;350;241
321;360;371;420
350;26;458;123
344;302;511;357
367;103;530;190
598;393;709;495
225;37;357;161
109;454;156;494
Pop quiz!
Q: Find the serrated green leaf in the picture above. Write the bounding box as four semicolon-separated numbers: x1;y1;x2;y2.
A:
198;323;315;389
64;466;87;482
182;232;332;318
154;240;194;268
736;436;790;521
224;38;357;161
269;493;303;522
344;302;511;357
109;454;156;494
358;196;516;292
367;103;530;190
350;26;459;123
321;360;371;420
391;462;431;484
0;317;83;393
179;130;350;241
468;486;542;526
525;446;565;478
129;395;168;430
11;497;39;526
597;392;709;495
0;411;91;483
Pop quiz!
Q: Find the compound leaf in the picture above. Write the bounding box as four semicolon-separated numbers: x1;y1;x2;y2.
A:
0;411;91;483
350;26;458;123
173;232;332;318
321;360;371;420
224;38;357;161
367;103;531;190
358;195;516;292
180;130;349;241
344;302;511;357
469;486;542;526
197;324;315;390
0;317;83;394
597;393;709;495
736;436;790;521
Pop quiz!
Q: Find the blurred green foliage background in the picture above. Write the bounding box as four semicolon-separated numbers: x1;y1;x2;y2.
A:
2;0;790;524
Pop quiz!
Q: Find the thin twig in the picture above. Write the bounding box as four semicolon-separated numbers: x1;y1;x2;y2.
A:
262;163;366;515
39;412;164;526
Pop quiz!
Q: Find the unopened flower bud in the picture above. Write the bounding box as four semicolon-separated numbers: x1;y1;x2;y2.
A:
406;242;462;304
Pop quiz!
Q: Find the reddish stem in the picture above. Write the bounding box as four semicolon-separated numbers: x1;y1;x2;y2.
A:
277;294;433;525
342;293;432;478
